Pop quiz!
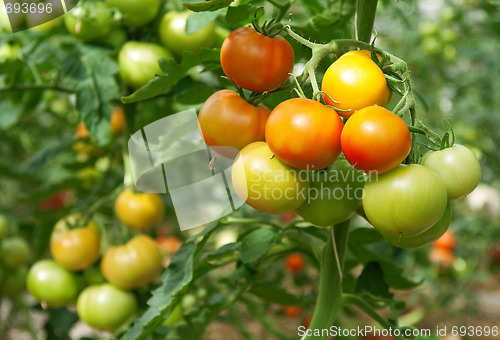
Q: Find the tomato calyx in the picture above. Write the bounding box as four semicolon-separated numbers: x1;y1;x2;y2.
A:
251;9;285;38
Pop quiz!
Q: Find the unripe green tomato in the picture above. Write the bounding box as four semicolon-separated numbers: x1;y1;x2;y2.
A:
420;145;481;200
296;160;366;226
77;283;138;331
26;12;63;32
1;237;31;269
64;2;114;42
382;202;452;249
0;215;8;240
163;304;184;328
158;11;215;56
440;28;458;44
181;294;197;313
442;45;457;62
95;27;128;49
0;265;27;296
83;266;106;285
440;6;457;22
106;0;160;27
118;41;172;89
27;260;79;307
421;37;442;56
363;164;448;237
418;21;439;37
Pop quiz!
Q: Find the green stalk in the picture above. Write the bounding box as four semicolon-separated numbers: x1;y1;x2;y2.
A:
302;220;350;340
356;0;379;43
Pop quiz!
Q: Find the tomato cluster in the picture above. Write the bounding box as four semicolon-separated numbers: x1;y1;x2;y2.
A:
25;209;170;332
199;25;482;249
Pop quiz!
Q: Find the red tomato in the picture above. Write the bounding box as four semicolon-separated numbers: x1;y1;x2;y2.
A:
220;27;294;93
341;106;412;174
266;98;343;170
198;90;271;158
284;305;303;318
284;253;305;274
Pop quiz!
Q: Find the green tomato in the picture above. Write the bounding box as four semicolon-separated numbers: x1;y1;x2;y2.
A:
295;160;366;226
363;164;448;237
83;266;106;285
0;237;31;269
163;303;184;327
420;145;481;200
106;0;159;27
118;41;172;89
0;215;8;240
95;27;128;49
158;11;215;56
418;21;439;37
26;260;79;307
0;265;27;296
64;2;114;42
421;37;442;56
232;142;310;214
77;283;138;331
383;202;452;249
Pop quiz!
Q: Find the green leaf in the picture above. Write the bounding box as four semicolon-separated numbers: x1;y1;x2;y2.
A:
355;262;393;300
0;99;20;129
225;5;256;27
240;228;280;264
186;10;224;34
249;283;303;305
25;136;74;173
183;0;233;12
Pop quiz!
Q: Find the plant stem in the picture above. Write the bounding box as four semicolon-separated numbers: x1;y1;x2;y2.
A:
342;294;407;340
302;220;350;340
355;0;379;43
0;84;74;94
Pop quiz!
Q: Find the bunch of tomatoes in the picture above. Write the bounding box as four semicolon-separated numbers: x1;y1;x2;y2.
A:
23;187;175;332
198;24;482;249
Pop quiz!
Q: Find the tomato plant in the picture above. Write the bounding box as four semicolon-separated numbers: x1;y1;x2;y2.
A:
26;260;80;307
220;27;294;93
341;106;412;174
50;214;100;271
64;2;114;42
106;0;160;27
118;41;172;89
363;164;448;237
115;189;164;230
100;235;162;290
77;283;138;331
321;52;389;117
265;98;343;170
231;142;309;214
420;144;481;200
295;160;365;226
158;11;215;56
198;90;271;158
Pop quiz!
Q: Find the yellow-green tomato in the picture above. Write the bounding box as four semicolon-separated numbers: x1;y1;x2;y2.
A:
295;160;366;226
232;142;309;214
158;11;215;56
77;283;138;331
363;164;448;237
26;260;79;307
0;237;30;270
118;41;172;89
420;145;481;200
382;202;452;249
163;304;184;327
106;0;160;27
64;2;113;42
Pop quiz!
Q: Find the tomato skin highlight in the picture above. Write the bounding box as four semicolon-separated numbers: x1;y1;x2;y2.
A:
220;27;294;93
198;90;271;158
321;54;389;117
363;164;448;237
420;144;481;200
341;106;412;174
266;98;343;170
231;142;309;214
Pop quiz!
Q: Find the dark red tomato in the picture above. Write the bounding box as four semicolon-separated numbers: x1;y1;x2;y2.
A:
198;90;271;158
220;27;294;93
341;106;412;174
266;98;343;170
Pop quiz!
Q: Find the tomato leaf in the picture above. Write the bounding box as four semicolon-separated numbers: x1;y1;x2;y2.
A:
0;99;20;129
185;9;223;34
183;0;233;12
240;228;280;264
355;262;393;299
249;283;304;305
